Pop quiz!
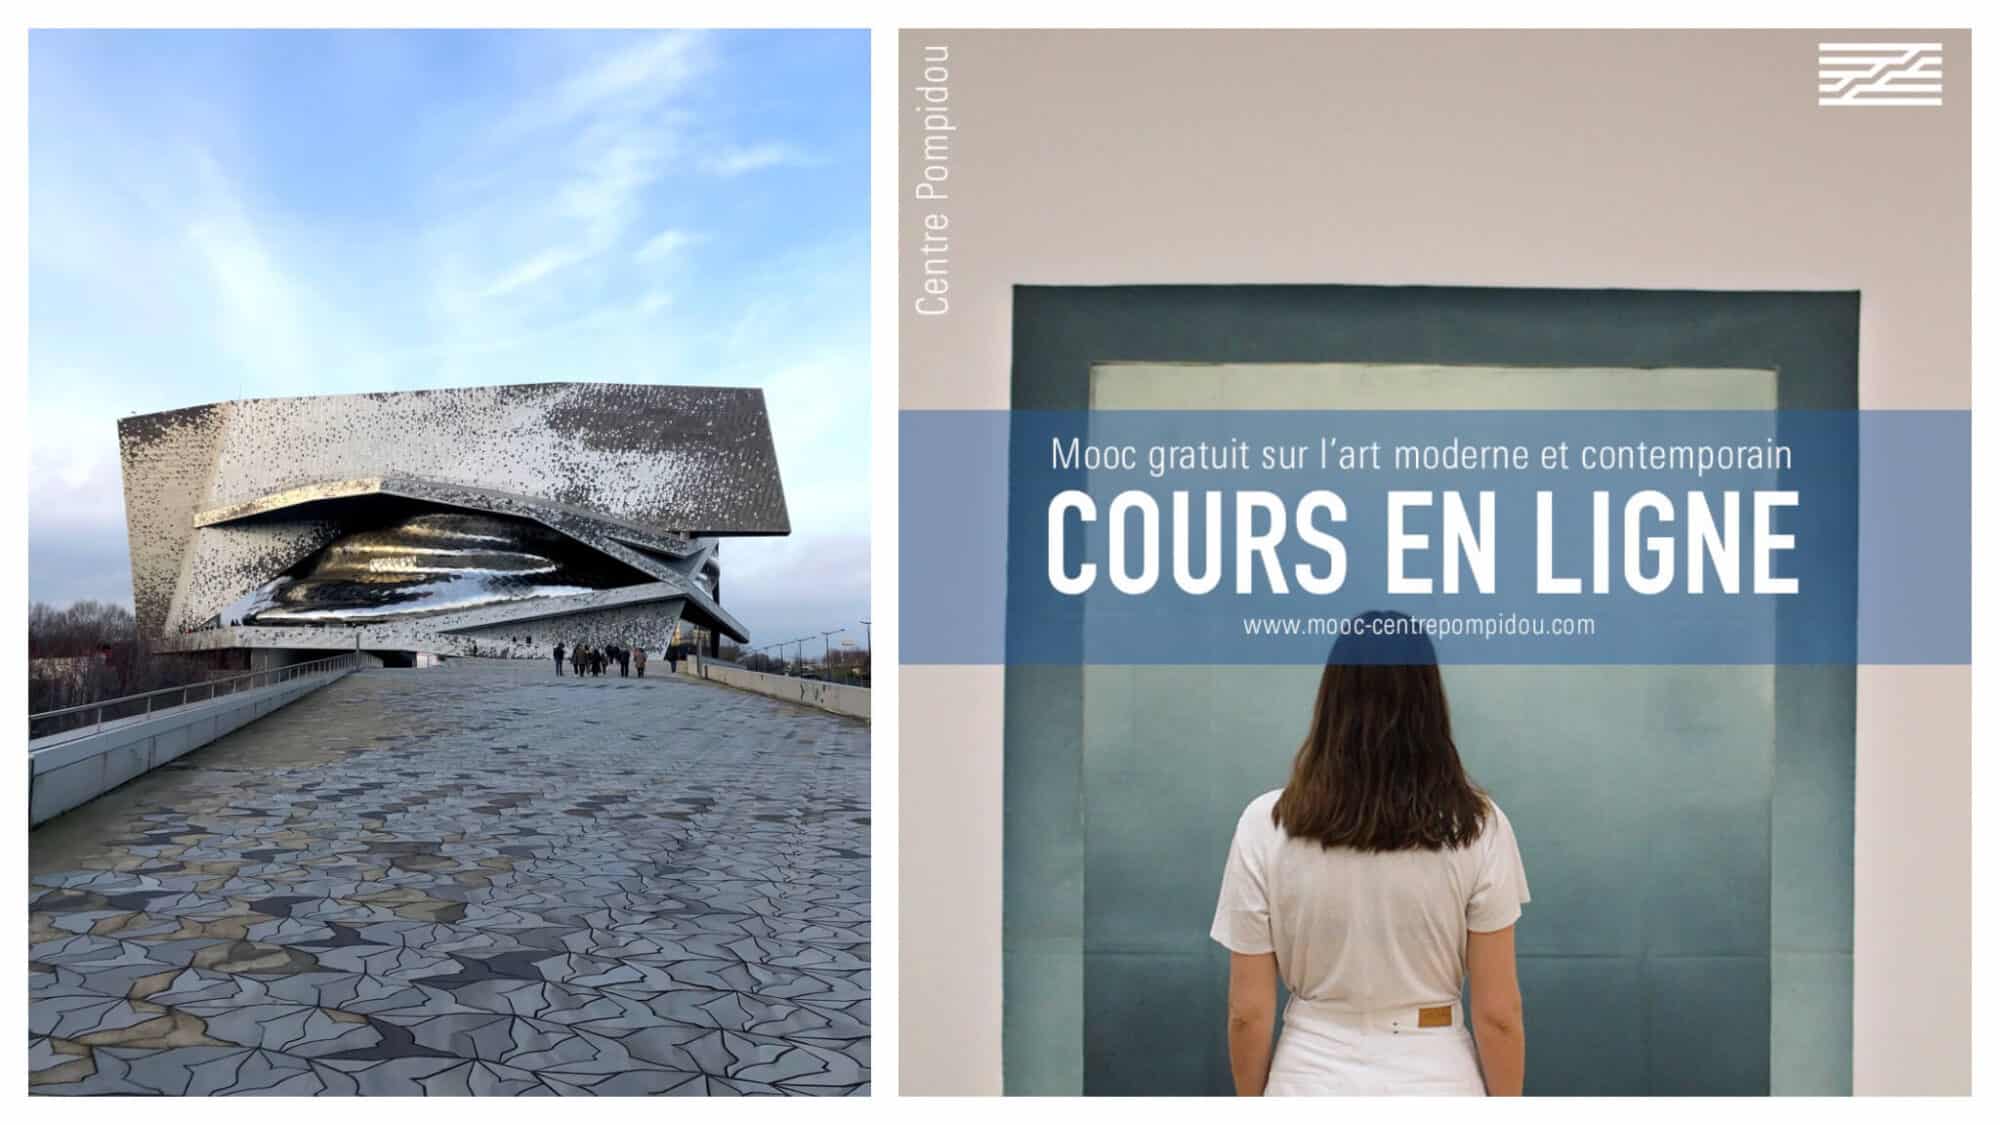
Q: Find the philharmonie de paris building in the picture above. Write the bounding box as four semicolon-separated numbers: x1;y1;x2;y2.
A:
116;383;789;669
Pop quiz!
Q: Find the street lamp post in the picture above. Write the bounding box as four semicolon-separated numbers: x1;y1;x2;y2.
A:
820;629;840;679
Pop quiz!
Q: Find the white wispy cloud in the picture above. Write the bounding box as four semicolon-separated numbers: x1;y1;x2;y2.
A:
699;142;811;176
634;228;699;264
471;140;672;300
460;39;705;307
498;31;709;137
184;149;325;394
480;245;590;298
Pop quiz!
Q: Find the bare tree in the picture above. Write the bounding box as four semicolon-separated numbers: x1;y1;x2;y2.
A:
28;600;210;729
27;599;138;658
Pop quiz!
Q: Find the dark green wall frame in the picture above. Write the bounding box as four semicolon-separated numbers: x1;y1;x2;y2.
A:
1001;284;1858;1096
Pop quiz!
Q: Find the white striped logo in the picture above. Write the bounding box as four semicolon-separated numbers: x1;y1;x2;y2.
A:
1818;42;1944;106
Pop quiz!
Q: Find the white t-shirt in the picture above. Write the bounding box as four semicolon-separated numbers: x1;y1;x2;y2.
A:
1209;788;1530;1012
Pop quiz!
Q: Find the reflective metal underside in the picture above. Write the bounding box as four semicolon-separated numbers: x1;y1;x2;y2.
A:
239;512;645;625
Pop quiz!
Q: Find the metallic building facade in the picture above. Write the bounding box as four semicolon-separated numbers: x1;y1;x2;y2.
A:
117;383;788;665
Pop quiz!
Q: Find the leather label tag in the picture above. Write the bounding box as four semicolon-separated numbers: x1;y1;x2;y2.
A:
1417;1005;1453;1028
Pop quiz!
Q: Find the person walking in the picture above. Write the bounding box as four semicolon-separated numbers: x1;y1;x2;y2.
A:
553;641;566;675
616;643;631;677
633;646;647;677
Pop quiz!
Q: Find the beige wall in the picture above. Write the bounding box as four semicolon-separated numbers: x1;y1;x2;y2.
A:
899;29;1970;1095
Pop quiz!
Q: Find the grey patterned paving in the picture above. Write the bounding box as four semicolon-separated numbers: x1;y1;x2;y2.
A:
29;660;869;1096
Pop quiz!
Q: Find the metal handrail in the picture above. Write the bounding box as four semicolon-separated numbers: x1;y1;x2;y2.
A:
28;652;359;740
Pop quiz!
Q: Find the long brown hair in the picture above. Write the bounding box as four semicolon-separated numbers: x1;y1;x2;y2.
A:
1272;611;1488;852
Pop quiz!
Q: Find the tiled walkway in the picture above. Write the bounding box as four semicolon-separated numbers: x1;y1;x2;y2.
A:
29;660;869;1096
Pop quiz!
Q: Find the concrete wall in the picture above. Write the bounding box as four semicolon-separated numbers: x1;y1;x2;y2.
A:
686;658;870;721
28;665;353;826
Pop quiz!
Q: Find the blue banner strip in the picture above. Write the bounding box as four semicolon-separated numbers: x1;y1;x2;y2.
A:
901;409;1968;665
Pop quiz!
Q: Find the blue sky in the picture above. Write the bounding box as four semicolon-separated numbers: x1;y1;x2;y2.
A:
29;29;870;649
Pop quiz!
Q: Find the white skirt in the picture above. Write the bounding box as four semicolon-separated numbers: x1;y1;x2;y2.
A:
1264;997;1486;1096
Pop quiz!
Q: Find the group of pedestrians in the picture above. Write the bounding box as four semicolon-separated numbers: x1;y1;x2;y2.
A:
551;641;657;678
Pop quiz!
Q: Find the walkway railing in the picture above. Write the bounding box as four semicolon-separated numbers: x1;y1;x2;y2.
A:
28;653;359;745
